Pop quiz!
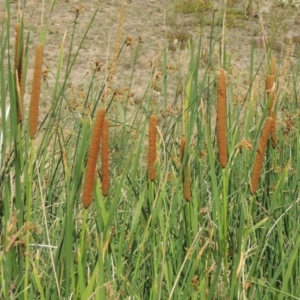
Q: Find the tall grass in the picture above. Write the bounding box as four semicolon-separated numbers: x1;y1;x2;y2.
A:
1;1;300;299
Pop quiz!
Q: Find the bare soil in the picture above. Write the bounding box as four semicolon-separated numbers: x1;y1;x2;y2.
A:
3;0;300;120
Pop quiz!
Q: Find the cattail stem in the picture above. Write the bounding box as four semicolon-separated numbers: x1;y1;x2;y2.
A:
82;108;106;208
217;68;227;168
250;117;273;194
15;23;24;123
29;43;44;139
148;115;157;181
101;118;110;196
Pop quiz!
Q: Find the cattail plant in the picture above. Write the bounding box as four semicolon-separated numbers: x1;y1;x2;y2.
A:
266;55;277;148
29;43;44;139
180;136;191;202
15;23;24;123
148;115;157;181
101;118;110;196
250;117;273;194
217;68;227;168
82;108;106;208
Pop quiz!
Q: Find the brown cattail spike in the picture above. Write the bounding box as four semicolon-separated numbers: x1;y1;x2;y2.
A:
15;23;24;123
101;118;110;196
29;43;44;139
217;68;227;168
250;117;273;194
148;115;157;181
82;108;106;208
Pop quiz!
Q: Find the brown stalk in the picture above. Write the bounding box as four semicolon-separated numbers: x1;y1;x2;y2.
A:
82;108;106;208
148;115;157;181
250;117;273;195
217;68;227;168
29;43;44;139
101;118;110;196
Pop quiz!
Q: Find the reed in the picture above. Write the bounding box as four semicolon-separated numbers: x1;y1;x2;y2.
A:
82;108;106;208
217;68;227;168
148;115;157;181
14;23;24;123
101;118;110;196
250;117;273;194
29;43;44;139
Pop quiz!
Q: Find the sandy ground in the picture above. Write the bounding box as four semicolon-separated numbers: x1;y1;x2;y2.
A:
2;0;300;121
